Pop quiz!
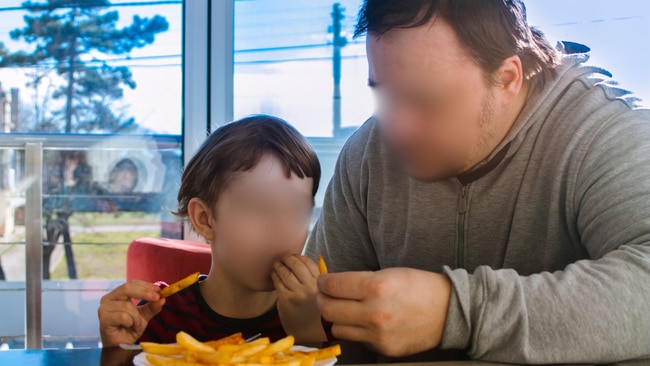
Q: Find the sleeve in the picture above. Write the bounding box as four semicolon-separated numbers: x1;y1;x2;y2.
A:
305;128;380;272
439;111;650;364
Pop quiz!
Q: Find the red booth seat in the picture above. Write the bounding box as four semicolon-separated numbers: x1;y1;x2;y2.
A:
126;237;212;285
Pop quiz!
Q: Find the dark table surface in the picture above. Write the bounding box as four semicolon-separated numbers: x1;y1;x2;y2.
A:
0;342;647;366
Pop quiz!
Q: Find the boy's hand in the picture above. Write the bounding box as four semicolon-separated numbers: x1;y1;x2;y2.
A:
272;254;327;343
98;280;166;347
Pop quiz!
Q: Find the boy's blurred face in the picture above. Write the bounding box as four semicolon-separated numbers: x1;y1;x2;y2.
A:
211;154;314;291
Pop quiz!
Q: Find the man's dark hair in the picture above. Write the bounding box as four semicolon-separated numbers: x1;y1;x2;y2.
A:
174;114;321;219
355;0;560;90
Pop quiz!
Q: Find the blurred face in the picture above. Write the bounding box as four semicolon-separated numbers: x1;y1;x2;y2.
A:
367;18;502;182
211;154;313;292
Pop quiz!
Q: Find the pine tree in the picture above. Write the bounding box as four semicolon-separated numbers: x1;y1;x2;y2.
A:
0;0;169;132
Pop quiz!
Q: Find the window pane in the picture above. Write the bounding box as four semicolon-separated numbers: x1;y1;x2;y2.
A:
0;0;183;349
234;0;373;138
0;145;26;350
233;0;372;210
526;0;650;103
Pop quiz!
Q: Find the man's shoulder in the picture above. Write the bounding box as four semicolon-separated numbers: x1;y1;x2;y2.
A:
532;56;650;151
340;117;383;161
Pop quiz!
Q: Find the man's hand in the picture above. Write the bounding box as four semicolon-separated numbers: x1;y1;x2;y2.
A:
98;280;165;347
272;254;327;343
316;268;451;357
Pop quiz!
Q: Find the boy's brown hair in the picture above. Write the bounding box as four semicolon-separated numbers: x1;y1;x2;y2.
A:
174;115;321;219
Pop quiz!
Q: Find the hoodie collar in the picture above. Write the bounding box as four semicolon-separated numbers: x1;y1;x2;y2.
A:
455;42;598;185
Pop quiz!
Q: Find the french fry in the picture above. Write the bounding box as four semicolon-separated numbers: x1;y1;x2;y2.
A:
140;342;185;356
242;354;276;365
317;255;328;274
146;353;204;366
219;337;270;353
159;272;200;298
284;352;317;366
269;356;303;366
256;335;294;356
310;344;341;360
288;344;341;360
192;350;235;364
297;355;317;366
232;343;269;358
145;353;176;366
176;331;216;354
203;332;245;348
138;331;339;366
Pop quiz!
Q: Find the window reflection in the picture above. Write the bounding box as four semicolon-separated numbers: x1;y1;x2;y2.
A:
0;0;182;349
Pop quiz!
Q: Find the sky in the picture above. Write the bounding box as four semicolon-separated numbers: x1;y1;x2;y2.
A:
0;0;648;136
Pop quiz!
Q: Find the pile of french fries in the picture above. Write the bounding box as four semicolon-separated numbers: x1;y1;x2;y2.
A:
140;331;341;366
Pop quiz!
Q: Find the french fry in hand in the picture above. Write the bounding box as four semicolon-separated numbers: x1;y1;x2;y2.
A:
158;272;200;298
138;332;340;366
318;255;328;274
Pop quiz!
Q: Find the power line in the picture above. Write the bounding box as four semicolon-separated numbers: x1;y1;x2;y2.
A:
236;54;365;66
0;40;366;66
0;54;367;69
532;15;644;28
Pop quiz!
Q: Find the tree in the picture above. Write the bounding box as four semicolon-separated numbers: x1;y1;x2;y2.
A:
0;0;169;133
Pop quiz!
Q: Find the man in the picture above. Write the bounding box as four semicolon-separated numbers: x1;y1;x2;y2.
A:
306;0;650;364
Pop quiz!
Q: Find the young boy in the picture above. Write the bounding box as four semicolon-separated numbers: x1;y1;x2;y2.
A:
98;115;328;346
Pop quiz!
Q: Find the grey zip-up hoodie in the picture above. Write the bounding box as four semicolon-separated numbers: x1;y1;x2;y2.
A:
306;44;650;364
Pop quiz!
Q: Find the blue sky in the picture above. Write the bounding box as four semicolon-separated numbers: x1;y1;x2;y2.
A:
0;0;648;136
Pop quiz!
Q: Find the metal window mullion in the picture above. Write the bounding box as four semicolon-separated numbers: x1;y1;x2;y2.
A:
182;0;210;164
210;0;234;130
182;0;211;240
182;0;234;240
24;142;43;349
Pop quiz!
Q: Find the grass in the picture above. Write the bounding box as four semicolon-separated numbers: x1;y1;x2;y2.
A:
66;212;164;227
50;230;159;280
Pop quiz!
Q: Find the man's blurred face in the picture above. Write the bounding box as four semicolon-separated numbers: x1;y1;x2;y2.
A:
367;18;500;182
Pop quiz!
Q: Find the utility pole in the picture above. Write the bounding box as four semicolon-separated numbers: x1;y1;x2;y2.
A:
330;3;347;137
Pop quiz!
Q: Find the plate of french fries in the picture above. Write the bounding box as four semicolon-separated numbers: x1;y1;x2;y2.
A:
134;331;341;366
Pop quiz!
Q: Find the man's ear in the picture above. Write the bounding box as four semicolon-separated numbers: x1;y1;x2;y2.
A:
494;55;524;105
187;198;215;241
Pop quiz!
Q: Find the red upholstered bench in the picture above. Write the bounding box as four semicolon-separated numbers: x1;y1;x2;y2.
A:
126;237;212;285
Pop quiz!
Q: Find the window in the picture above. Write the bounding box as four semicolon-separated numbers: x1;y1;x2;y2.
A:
233;0;373;210
0;0;183;349
526;0;650;103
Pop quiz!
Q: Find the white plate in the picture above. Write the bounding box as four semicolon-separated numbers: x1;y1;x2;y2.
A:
133;345;338;366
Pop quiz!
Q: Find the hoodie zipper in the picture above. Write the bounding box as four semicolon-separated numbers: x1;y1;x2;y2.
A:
457;185;469;268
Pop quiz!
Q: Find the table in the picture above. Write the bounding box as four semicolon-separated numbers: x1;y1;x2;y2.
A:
0;343;647;366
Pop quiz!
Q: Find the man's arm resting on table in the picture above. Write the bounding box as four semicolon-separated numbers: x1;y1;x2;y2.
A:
440;245;650;364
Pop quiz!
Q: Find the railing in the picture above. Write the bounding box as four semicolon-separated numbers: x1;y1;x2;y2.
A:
0;133;182;349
